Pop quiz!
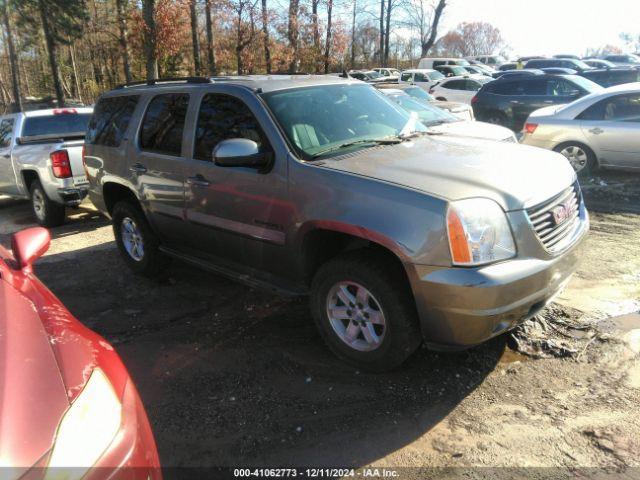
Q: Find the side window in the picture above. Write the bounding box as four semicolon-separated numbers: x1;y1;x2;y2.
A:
522;79;547;95
546;79;576;96
86;95;139;147
400;72;412;82
444;80;465;90
433;61;445;67
194;93;271;161
601;94;640;122
414;73;428;82
139;93;189;156
465;80;482;91
494;81;524;96
0;118;15;148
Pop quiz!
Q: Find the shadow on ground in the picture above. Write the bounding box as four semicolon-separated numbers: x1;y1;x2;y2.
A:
38;242;504;468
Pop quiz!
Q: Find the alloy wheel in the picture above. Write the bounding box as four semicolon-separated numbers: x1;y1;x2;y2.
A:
326;281;386;352
121;217;145;262
32;188;46;222
559;145;588;173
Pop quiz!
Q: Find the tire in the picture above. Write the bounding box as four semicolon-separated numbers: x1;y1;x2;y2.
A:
484;111;507;127
310;250;422;371
112;200;168;276
553;142;598;177
30;179;65;227
436;96;447;101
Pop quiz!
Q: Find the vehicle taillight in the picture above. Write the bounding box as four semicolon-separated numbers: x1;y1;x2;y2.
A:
471;95;478;105
53;108;78;115
524;123;538;134
51;150;72;178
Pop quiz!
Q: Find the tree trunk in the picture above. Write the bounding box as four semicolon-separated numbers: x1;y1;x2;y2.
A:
287;0;300;73
190;0;202;75
324;0;333;74
116;0;132;83
311;0;320;73
69;43;83;103
1;1;22;112
384;0;391;65
421;0;446;56
236;3;244;74
350;0;356;68
38;0;65;106
378;0;384;66
142;0;158;80
205;0;217;75
261;0;271;73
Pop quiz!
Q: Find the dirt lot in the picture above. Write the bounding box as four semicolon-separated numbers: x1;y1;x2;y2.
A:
1;171;639;475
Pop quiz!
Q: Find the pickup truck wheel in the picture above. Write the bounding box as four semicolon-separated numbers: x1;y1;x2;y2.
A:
30;180;65;227
112;201;168;276
310;252;421;371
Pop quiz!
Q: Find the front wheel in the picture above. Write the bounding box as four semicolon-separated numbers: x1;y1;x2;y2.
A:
30;179;65;227
112;201;168;276
310;251;421;371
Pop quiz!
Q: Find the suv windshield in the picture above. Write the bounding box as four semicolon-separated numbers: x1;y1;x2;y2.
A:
388;94;458;125
22;113;91;138
449;66;468;76
261;84;426;159
566;75;604;93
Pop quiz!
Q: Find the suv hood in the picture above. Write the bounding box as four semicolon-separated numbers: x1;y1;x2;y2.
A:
319;135;576;211
0;281;69;470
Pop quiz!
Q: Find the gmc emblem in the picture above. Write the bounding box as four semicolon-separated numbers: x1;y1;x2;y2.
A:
551;201;577;226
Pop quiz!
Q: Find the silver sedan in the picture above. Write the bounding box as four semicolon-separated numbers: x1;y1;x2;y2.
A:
520;82;640;174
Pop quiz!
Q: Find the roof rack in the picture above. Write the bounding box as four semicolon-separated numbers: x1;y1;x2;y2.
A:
115;76;213;89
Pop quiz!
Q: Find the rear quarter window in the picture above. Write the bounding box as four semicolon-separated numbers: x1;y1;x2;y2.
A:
139;93;190;156
86;95;139;147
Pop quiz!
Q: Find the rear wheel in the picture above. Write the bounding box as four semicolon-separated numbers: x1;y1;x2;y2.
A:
112;200;168;276
554;142;597;176
310;251;421;371
30;179;65;227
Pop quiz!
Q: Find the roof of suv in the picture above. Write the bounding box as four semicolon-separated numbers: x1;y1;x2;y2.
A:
111;75;360;95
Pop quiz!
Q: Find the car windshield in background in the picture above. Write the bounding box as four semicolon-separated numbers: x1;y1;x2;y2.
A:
366;71;383;79
449;66;467;75
429;70;445;80
567;75;604;93
22;113;92;138
404;87;436;102
261;84;425;160
389;95;458;125
572;59;595;70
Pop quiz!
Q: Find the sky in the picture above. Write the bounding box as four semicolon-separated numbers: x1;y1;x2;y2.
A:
440;0;640;58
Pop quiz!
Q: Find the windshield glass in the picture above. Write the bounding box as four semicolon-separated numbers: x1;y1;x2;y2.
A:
567;75;604;93
261;84;425;159
404;87;436;102
366;71;383;79
22;113;91;138
429;70;445;80
571;59;593;70
389;95;458;125
449;66;468;76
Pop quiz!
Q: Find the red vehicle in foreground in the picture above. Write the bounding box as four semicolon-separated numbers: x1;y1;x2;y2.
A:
0;227;161;480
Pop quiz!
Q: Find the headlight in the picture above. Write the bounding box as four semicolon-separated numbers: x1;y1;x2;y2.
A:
446;198;516;266
47;369;122;479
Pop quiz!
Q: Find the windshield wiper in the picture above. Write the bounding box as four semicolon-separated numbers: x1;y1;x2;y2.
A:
310;137;402;159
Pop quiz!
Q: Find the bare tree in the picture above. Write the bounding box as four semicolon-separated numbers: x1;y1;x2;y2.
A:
142;0;158;79
261;0;271;73
350;0;357;67
378;0;384;65
116;0;132;83
287;0;300;73
190;0;202;75
233;0;257;74
311;0;321;72
1;0;22;111
205;0;217;75
323;0;333;73
401;0;446;57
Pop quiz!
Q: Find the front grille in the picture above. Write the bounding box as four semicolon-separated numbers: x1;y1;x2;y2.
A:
526;182;582;253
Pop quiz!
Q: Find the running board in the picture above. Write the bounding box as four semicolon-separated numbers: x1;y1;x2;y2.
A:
159;246;308;298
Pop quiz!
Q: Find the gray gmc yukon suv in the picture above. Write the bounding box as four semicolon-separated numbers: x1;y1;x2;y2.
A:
84;76;589;370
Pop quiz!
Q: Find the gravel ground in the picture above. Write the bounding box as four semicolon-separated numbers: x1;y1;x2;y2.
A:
1;171;639;475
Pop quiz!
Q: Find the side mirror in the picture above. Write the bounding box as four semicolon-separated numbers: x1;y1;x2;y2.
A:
213;139;271;169
11;227;50;272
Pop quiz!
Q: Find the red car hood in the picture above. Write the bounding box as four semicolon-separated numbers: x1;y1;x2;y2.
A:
0;281;70;469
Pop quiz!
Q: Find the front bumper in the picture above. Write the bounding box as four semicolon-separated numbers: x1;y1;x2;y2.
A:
407;219;588;350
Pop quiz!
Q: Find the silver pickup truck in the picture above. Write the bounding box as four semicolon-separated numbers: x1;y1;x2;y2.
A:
0;108;93;226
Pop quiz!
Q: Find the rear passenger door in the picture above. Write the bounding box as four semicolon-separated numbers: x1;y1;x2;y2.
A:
0;116;19;195
181;90;290;273
132;92;190;243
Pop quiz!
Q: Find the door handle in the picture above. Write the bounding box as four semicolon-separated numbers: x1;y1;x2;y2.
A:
589;127;604;135
129;163;147;174
543;100;554;104
187;175;211;187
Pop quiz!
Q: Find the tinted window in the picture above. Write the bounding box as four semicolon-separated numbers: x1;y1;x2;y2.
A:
0;118;15;148
579;94;640;122
522;79;547;95
443;80;465;90
414;73;429;82
86;95;139;147
22;113;91;138
401;72;412;82
194;94;270;161
491;81;523;95
465;80;482;91
433;61;445;67
139;93;189;156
